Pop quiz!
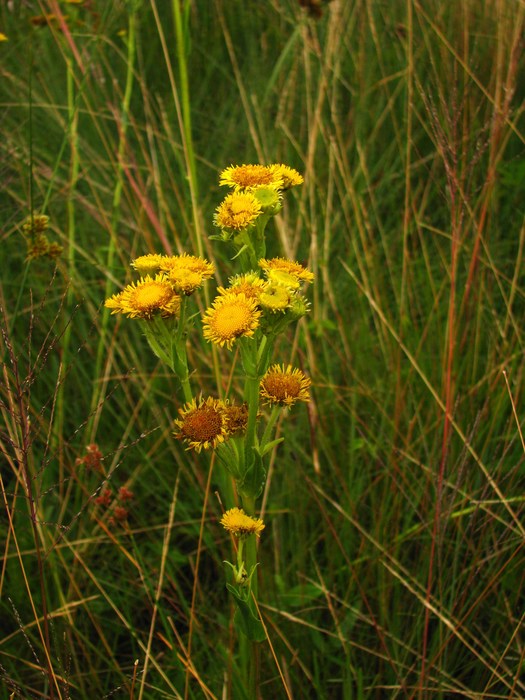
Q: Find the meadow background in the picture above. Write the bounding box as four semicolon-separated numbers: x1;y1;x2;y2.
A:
1;0;524;698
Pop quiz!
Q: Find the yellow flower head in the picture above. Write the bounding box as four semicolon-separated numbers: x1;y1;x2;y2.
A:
214;192;262;231
167;268;204;295
223;402;250;436
269;164;304;190
173;397;228;452
220;164;283;191
202;292;261;349
158;254;214;294
260;364;311;407
105;274;181;319
258;284;291;313
266;269;301;290
220;508;265;538
218;273;267;302
160;253;215;277
131;254;165;276
259;257;314;284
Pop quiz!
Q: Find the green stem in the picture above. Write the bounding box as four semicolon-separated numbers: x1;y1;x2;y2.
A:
261;406;281;448
243;374;260;463
172;0;202;258
238;505;259;700
240;497;258;596
171;296;193;402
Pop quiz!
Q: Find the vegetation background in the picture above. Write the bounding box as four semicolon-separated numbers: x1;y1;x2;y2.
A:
1;0;524;698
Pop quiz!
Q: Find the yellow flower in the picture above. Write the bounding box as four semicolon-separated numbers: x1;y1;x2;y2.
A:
217;273;267;302
166;268;204;295
202;293;261;349
159;253;214;277
0;33;8;42
269;164;304;190
258;284;291;312
173;397;228;452
159;254;215;295
223;402;250;436
260;365;311;407
220;164;283;191
220;508;265;538
214;192;262;231
259;257;314;283
105;274;181;319
131;254;165;276
266;269;301;290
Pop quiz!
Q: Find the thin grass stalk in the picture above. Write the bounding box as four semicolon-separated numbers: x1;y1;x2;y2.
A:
2;336;59;698
89;4;137;433
418;132;461;700
170;0;225;406
11;35;34;333
53;57;79;489
171;0;202;258
183;453;216;700
342;262;525;537
137;473;180;700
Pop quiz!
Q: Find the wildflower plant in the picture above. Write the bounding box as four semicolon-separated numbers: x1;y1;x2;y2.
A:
104;163;310;670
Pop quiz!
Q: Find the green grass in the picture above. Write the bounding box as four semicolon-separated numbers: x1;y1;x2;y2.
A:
1;0;524;698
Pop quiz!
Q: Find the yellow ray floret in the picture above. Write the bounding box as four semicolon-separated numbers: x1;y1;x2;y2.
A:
131;254;166;276
202;292;261;349
217;273;267;302
220;507;265;538
173;397;228;452
159;254;215;294
159;253;214;277
260;364;311;407
259;257;314;283
268;164;304;190
258;284;291;312
104;274;181;319
223;402;250;436
214;192;263;231
219;164;283;191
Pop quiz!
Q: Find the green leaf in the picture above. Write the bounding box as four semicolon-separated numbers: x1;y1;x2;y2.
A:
257;437;284;457
226;584;266;642
238;448;266;500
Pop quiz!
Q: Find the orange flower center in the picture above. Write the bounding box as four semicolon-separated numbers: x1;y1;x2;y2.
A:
232;165;275;188
181;407;223;442
263;375;301;400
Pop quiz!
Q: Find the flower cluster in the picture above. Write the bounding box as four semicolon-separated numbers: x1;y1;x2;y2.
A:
103;162;314;637
75;443;104;473
173;397;249;452
202;258;313;349
214;164;303;240
105;253;214;319
94;485;134;528
21;214;63;261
